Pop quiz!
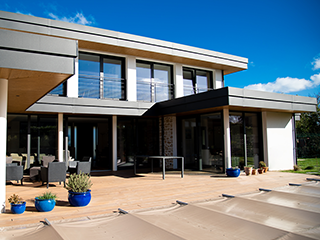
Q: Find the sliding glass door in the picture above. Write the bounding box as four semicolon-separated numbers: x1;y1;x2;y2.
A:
230;112;262;169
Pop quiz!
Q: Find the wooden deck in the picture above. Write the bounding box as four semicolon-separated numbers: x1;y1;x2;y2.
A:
2;170;319;228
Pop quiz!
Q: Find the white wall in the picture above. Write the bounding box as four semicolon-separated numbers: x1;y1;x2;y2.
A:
67;57;79;98
214;70;223;89
0;78;8;213
126;56;137;101
265;112;294;170
175;64;184;98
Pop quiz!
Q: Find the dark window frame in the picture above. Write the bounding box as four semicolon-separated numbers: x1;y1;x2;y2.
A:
79;52;126;100
136;60;174;102
183;67;213;95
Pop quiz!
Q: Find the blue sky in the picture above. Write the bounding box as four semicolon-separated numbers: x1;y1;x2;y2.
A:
1;0;320;97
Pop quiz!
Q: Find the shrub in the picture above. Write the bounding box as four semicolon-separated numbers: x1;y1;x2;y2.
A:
8;194;23;204
259;161;266;168
294;165;302;171
66;173;93;193
304;165;315;170
37;192;57;200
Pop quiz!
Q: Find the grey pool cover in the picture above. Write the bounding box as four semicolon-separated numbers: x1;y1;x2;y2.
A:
2;180;320;239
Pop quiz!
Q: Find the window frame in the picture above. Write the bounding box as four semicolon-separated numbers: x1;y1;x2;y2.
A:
78;52;126;100
136;60;174;102
182;67;213;95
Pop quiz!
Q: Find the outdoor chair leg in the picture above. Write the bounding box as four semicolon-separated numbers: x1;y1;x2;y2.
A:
47;182;49;189
64;181;66;187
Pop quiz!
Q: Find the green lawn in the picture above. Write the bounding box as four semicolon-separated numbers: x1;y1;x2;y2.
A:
282;158;320;175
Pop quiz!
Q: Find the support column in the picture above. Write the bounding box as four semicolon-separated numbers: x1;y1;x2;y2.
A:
0;78;8;213
27;115;31;169
112;115;117;171
223;108;231;169
262;111;268;167
64;117;69;165
172;116;177;156
58;113;63;162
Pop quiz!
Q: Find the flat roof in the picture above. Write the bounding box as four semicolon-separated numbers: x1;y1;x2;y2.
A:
0;10;248;75
147;87;317;116
0;29;77;113
27;87;317;116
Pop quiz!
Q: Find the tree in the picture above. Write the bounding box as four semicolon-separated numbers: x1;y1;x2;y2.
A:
296;93;320;158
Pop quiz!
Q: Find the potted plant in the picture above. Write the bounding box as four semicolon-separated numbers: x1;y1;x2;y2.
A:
244;165;253;176
259;161;268;173
66;173;93;207
8;194;26;214
226;166;240;177
252;168;258;175
35;192;57;212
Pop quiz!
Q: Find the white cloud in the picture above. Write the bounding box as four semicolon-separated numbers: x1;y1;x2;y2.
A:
312;58;320;70
15;11;34;16
48;12;94;25
244;73;320;93
249;61;255;67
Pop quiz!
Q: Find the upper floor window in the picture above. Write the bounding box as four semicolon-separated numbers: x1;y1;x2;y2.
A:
183;68;212;96
48;82;66;96
136;60;173;102
79;52;125;100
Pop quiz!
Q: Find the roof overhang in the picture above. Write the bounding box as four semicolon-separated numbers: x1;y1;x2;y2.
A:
146;87;317;116
27;87;317;117
0;11;247;75
0;28;77;113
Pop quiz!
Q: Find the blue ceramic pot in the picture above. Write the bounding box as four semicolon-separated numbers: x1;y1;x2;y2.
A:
35;198;56;212
226;168;240;177
68;190;91;207
10;202;26;214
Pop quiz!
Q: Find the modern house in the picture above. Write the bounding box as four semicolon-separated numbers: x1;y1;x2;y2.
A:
0;11;317;212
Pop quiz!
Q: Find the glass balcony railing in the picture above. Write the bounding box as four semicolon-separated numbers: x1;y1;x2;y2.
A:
137;80;174;102
183;85;213;97
78;74;125;100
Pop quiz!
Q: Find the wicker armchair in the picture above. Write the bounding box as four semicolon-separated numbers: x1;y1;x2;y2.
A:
41;162;66;188
6;163;24;185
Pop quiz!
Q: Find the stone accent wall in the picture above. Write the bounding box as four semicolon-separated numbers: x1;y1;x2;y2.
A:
159;116;176;169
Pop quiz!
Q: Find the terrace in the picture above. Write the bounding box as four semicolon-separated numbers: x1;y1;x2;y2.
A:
1;170;318;229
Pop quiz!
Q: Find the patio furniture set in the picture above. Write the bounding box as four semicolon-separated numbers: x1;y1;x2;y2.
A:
6;155;92;188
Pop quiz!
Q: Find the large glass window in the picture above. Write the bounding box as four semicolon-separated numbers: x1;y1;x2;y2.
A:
200;113;224;172
49;82;66;96
183;68;212;96
68;116;111;170
103;58;124;99
79;53;100;98
230;113;244;168
117;117;159;168
7;114;58;167
79;53;125;100
245;113;261;166
136;61;173;102
179;112;224;173
230;112;261;169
